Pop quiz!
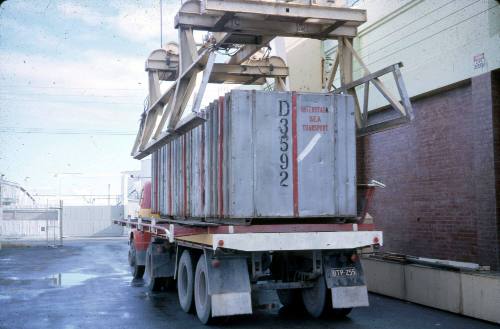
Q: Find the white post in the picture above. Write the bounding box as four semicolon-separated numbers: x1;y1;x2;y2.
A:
121;174;128;218
46;212;49;246
0;204;3;251
59;200;63;247
0;179;2;250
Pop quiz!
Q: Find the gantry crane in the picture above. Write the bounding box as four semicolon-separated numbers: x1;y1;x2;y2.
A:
131;0;413;159
117;2;414;323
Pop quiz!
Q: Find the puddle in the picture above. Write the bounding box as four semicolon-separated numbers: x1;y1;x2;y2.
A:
5;289;46;301
48;273;98;288
0;273;99;301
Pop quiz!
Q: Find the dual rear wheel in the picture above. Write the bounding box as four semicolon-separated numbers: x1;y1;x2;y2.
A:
279;276;352;318
177;250;212;324
133;245;351;321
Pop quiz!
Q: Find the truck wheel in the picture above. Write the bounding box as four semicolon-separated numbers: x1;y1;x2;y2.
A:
194;254;212;324
132;263;145;279
145;247;164;292
128;239;136;266
302;277;353;318
277;289;303;309
177;250;194;313
129;240;145;279
301;276;328;318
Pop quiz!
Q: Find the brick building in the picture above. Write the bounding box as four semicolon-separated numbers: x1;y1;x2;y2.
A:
358;70;499;269
279;0;500;268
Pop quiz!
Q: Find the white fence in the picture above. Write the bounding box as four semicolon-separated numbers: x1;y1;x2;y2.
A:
62;206;124;237
1;208;60;240
0;205;124;241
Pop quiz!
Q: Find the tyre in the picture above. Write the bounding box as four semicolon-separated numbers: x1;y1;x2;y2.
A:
301;276;353;318
129;240;145;279
331;307;352;317
132;263;145;279
301;276;328;318
194;254;212;324
177;250;194;313
128;239;136;266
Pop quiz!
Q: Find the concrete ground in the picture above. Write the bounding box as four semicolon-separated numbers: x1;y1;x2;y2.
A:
0;239;497;329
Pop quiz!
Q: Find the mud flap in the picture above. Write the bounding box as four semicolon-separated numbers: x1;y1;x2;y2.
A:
204;250;253;317
323;251;369;308
149;240;175;278
331;286;369;308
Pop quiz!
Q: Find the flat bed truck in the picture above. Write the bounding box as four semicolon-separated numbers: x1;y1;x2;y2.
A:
115;0;413;324
114;183;383;323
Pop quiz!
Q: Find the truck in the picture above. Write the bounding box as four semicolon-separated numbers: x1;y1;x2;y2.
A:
115;0;413;324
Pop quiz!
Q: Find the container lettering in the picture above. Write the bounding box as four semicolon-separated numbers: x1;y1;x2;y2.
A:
279;100;290;187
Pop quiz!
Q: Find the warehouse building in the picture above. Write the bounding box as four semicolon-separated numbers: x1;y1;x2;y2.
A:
281;0;500;269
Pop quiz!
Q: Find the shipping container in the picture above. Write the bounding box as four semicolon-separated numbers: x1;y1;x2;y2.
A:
151;90;356;220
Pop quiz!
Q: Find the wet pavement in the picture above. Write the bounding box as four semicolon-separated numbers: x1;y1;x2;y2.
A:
0;238;497;329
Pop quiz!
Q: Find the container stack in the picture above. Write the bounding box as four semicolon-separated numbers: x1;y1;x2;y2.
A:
151;90;356;220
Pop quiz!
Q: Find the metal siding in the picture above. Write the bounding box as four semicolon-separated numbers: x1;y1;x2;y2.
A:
191;126;201;217
296;93;336;216
161;146;166;215
158;147;162;215
186;131;192;217
253;91;294;217
151;152;156;213
345;95;357;215
212;100;219;218
173;138;179;216
222;95;230;218
335;95;347;214
227;90;254;218
149;90;356;220
204;104;213;218
168;143;172;216
1;206;124;239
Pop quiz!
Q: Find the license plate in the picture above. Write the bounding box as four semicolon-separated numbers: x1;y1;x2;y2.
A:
332;267;357;277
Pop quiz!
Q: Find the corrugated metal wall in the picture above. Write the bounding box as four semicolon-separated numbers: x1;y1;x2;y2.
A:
62;206;124;237
0;209;58;239
0;205;124;239
151;90;357;220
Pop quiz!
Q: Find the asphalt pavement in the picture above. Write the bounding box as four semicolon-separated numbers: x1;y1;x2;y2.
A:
0;238;497;329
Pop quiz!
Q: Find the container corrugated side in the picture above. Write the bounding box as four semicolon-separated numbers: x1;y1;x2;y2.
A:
152;90;356;220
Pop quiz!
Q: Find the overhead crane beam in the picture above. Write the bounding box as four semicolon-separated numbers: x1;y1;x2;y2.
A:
132;0;413;159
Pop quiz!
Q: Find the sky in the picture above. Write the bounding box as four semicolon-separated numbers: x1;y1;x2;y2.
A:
0;0;228;204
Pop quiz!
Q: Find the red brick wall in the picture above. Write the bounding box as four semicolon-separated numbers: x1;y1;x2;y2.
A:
492;70;500;266
357;71;499;269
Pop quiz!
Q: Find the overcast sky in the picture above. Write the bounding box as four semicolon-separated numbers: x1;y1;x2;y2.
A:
0;1;200;203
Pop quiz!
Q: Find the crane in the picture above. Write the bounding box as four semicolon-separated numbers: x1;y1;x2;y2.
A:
131;0;413;159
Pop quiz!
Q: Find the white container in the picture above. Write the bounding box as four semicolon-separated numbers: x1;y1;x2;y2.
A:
151;90;356;220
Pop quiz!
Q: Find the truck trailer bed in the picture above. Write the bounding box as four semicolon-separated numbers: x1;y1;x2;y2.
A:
114;218;382;252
